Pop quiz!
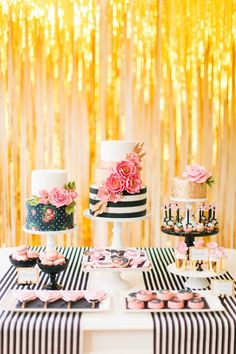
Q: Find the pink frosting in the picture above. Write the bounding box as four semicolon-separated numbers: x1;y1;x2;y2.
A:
15;291;37;303
62;291;84;302
36;290;62;303
193;239;204;248
49;188;73;208
116;160;137;179
182;164;211;183
84;290;107;302
175;241;188;254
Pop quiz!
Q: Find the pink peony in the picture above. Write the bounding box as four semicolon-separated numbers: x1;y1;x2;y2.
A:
49;187;73;208
39;190;49;198
125;174;142;194
105;173;125;193
116;160;137;179
182;165;211;183
98;185;110;202
126;152;142;168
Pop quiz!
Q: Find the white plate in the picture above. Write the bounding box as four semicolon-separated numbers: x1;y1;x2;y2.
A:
116;290;224;313
0;290;110;313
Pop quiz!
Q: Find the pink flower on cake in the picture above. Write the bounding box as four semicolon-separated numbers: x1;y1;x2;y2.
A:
105;173;125;194
116;160;137;179
39;190;49;198
109;193;122;203
182;165;211;183
125;174;142;194
98;185;110;202
126;152;141;168
49;188;73;208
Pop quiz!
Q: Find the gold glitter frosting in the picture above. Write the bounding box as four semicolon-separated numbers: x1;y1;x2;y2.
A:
171;177;207;200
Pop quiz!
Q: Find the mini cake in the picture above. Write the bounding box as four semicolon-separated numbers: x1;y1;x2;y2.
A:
127;299;145;310
174;241;188;270
207;245;226;273
167;297;184;309
89;141;147;218
136;290;153;302
188;298;205;309
147;299;164;309
171;165;214;201
25;170;77;232
176;289;193;301
156;290;173;301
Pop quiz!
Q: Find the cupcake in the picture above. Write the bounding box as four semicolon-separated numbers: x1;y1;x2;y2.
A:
183;223;194;234
175;241;188;270
165;220;174;231
205;222;214;233
174;222;183;233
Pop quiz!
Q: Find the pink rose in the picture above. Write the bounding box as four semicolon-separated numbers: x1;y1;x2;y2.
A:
98;185;110;202
182;165;211;183
49;187;73;208
105;173;125;193
116;160;137;179
39;190;49;198
125;174;142;194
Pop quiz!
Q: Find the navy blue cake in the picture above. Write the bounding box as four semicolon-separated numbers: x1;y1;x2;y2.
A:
25;169;77;232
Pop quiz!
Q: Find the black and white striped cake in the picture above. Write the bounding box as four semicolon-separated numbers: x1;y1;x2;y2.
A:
89;184;147;218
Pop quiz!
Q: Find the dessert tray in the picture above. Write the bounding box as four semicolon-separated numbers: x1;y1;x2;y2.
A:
0;290;110;313
81;248;152;272
116;290;224;313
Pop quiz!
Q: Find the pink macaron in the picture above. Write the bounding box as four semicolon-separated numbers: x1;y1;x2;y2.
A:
136;290;153;302
16;245;28;255
54;258;66;266
167;297;184;309
176;289;193;301
45;251;58;261
156;290;174;301
15;254;29;262
127;299;145;310
188;298;205;309
27;250;39;259
41;259;54;266
147;299;164;309
127;292;137;302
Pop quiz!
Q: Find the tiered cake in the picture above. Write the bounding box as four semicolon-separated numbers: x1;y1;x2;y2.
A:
89;140;147;218
25;169;77;231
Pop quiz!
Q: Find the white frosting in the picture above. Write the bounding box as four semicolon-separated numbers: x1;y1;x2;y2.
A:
100;140;136;162
31;169;67;196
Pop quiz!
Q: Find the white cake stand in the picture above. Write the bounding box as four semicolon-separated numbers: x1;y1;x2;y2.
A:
83;209;151;290
84;209;151;249
167;262;225;289
23;225;78;250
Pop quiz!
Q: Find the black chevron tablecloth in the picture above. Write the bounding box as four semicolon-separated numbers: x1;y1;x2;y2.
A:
0;247;88;354
143;248;236;354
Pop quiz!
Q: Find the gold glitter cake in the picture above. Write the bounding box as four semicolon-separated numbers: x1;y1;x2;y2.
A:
171;176;207;200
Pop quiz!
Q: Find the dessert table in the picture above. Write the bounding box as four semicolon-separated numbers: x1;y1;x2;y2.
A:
0;247;235;354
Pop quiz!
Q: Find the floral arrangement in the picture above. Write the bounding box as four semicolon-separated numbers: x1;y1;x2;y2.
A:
26;181;77;215
93;143;145;216
182;165;214;186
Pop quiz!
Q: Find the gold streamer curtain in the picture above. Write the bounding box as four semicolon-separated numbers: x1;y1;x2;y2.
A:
0;0;236;248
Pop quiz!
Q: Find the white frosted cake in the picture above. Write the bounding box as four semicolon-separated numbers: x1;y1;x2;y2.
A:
89;140;147;218
25;169;77;231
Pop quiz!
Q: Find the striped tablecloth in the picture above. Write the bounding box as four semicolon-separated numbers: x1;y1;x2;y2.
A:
0;247;88;354
143;248;236;354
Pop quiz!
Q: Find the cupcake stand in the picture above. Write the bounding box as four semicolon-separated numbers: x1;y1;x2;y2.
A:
23;225;78;250
83;209;151;290
161;198;222;289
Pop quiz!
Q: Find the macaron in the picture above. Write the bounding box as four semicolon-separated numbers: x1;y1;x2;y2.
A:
136;290;153;302
176;289;193;301
188;298;205;309
54;258;66;266
16;245;28;255
41;259;54;266
147;299;164;309
167;297;184;309
156;290;174;301
127;292;137;302
127;299;145;310
15;254;29;262
45;251;58;261
27;250;39;259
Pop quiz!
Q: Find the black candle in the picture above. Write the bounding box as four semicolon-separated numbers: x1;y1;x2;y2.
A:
169;204;171;220
208;207;212;221
164;205;167;219
213;206;215;219
187;209;189;224
199;209;201;222
177;208;180;222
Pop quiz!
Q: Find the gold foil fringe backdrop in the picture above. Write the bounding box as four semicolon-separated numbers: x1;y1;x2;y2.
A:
0;0;235;247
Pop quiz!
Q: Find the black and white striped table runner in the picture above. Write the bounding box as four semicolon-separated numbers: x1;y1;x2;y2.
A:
0;247;88;354
143;248;236;354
